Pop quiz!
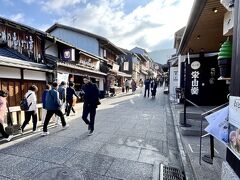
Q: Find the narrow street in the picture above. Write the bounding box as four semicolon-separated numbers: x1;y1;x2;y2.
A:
0;88;182;180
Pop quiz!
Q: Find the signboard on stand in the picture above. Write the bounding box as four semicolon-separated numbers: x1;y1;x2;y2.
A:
205;106;229;145
228;96;240;159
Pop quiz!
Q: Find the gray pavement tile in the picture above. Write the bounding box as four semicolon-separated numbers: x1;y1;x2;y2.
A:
32;136;75;148
115;129;147;139
108;135;128;145
84;172;122;180
0;175;11;180
146;131;166;141
0;155;40;179
87;133;112;142
65;151;114;175
98;144;141;161
105;158;152;180
138;149;168;165
168;150;181;169
24;161;63;178
26;164;86;180
30;147;77;164
65;139;105;153
0;141;46;158
125;137;163;152
168;139;178;149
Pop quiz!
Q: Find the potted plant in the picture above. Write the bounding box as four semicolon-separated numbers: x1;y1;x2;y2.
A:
218;38;232;78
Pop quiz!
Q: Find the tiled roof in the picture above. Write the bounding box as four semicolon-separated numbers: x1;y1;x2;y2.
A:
0;47;52;72
0;47;29;61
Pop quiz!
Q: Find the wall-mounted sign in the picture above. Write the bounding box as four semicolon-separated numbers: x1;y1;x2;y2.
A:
123;62;129;71
112;64;119;72
0;25;42;61
78;58;95;69
62;48;75;61
191;61;201;70
190;71;200;95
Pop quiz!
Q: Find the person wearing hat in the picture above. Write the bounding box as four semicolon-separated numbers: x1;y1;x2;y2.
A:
0;90;14;141
80;75;100;136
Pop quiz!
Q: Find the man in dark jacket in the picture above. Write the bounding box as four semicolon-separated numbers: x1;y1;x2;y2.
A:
42;82;68;136
144;77;151;98
81;76;99;136
66;82;79;116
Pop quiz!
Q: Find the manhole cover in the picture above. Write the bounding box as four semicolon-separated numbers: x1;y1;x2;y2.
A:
160;164;184;180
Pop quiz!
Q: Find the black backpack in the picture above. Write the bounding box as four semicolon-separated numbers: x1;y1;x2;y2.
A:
20;93;32;111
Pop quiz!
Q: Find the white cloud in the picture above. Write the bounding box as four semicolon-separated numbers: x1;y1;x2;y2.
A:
54;0;194;51
41;0;87;13
10;13;25;23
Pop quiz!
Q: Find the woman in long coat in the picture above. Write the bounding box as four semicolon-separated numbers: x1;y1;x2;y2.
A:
131;79;137;94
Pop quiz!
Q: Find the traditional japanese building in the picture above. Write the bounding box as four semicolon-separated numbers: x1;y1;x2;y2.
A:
0;16;54;131
46;23;125;96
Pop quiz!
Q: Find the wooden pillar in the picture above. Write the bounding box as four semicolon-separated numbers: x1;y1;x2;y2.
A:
227;0;240;177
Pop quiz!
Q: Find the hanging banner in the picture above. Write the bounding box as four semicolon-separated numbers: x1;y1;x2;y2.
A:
205;106;229;145
228;96;240;159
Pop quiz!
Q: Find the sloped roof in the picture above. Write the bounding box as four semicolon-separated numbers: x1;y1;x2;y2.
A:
0;16;46;36
46;23;125;55
0;48;52;72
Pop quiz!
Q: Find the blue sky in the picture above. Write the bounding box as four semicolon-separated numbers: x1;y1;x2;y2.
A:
0;0;194;52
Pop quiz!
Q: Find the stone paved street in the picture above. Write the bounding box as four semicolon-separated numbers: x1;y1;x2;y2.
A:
0;88;182;180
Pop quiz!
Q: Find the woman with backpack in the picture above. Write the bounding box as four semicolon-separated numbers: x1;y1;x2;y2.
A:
20;85;38;134
0;90;13;141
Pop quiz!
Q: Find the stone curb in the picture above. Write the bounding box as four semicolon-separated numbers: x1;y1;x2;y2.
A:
152;161;160;180
169;103;196;180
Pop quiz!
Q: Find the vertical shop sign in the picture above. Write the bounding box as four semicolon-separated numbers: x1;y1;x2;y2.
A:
190;61;201;95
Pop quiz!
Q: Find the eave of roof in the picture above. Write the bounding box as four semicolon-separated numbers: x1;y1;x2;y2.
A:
177;0;207;54
0;16;46;36
0;55;53;72
46;23;125;55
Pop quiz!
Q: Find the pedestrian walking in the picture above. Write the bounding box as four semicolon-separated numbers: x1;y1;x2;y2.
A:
144;77;151;97
0;90;13;141
80;76;100;136
125;79;130;93
56;81;67;124
151;79;158;98
42;82;68;136
131;79;137;94
66;82;80;117
41;84;51;125
20;85;38;134
139;79;143;94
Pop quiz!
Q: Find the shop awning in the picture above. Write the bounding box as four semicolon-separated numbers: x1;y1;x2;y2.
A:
57;62;107;76
117;71;132;78
0;55;53;72
178;0;228;55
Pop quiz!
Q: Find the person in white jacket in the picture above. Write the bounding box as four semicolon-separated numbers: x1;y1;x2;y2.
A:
20;85;38;133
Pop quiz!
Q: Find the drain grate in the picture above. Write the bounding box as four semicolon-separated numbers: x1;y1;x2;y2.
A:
160;164;185;180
